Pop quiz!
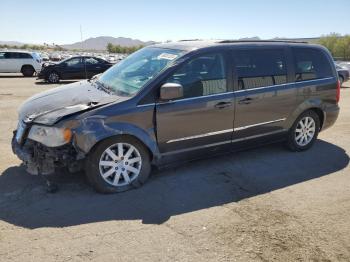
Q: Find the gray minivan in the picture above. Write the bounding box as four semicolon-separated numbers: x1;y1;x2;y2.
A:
12;40;340;193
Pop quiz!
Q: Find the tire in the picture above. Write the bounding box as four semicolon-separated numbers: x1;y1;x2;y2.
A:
339;76;344;87
47;71;60;83
286;110;320;152
21;65;35;77
85;136;151;193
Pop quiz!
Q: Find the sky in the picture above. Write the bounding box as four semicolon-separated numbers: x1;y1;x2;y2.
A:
1;0;350;45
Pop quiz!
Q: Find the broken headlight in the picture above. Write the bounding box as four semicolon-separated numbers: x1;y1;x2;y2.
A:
28;125;72;147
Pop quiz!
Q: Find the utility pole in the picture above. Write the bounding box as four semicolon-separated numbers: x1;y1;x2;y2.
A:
80;25;88;79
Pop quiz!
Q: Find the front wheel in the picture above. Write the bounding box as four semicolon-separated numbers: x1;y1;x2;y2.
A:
85;136;151;193
47;71;60;83
286;110;320;151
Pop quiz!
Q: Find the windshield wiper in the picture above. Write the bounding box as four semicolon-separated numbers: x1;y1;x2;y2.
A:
94;80;114;94
92;79;133;97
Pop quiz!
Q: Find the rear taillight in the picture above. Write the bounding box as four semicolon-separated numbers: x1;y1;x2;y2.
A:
336;80;340;103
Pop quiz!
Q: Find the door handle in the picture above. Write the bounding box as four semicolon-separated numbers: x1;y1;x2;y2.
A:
238;97;253;105
215;101;232;109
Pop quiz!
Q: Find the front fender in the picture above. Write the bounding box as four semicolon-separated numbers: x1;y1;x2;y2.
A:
73;117;160;161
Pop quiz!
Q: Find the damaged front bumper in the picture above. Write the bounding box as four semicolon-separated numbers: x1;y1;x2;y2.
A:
12;131;82;175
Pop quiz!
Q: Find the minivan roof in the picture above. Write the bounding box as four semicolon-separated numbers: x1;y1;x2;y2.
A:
152;40;320;52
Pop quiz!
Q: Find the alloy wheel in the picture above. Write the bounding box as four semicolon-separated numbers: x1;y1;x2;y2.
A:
49;72;59;83
98;143;142;187
295;116;316;146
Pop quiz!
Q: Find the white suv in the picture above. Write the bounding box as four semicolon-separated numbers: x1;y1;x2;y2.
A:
0;51;42;76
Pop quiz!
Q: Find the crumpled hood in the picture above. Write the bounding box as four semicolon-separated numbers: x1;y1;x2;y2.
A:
18;80;120;125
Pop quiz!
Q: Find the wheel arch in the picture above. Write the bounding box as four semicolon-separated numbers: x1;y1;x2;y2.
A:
73;119;160;163
308;107;324;130
286;99;325;130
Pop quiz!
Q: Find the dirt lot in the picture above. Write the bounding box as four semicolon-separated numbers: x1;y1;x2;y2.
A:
0;75;350;262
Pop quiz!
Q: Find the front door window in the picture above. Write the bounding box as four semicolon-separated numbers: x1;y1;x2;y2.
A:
166;53;228;99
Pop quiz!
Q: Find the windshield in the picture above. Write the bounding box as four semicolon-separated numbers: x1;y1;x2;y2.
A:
97;47;184;96
59;57;77;64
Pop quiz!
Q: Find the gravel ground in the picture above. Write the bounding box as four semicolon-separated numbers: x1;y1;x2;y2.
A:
0;75;350;262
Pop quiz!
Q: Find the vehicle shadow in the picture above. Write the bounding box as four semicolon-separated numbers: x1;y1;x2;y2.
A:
0;140;348;229
0;75;34;78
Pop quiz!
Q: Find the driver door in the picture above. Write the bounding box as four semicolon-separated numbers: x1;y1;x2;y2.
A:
84;57;103;78
156;52;235;155
63;57;85;79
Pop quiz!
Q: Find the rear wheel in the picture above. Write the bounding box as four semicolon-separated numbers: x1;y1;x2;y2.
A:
286;110;320;151
85;136;151;193
21;65;35;77
47;71;60;83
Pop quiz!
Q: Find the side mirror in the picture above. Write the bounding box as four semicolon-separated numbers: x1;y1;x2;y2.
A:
160;83;183;101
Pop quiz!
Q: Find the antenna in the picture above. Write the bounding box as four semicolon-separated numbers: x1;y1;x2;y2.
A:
80;25;88;79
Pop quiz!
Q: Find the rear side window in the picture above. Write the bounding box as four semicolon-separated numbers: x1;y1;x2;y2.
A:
234;49;287;90
5;53;17;58
85;57;99;64
18;53;32;59
0;52;5;59
293;48;333;82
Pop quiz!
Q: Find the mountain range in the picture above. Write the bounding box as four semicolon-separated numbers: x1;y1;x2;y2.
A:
61;36;157;50
0;40;29;46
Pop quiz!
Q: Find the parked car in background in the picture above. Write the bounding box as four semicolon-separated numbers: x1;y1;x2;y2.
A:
0;50;42;76
38;56;113;83
50;53;62;61
40;53;50;62
106;55;117;63
337;61;350;71
336;65;349;86
12;40;340;193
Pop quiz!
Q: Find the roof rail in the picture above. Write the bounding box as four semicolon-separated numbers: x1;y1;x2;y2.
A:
218;40;309;44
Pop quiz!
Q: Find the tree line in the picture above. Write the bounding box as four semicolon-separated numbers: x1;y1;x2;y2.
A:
318;33;350;60
107;43;144;54
0;44;65;51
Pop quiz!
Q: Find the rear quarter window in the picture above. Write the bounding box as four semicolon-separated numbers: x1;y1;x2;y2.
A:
292;48;333;82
